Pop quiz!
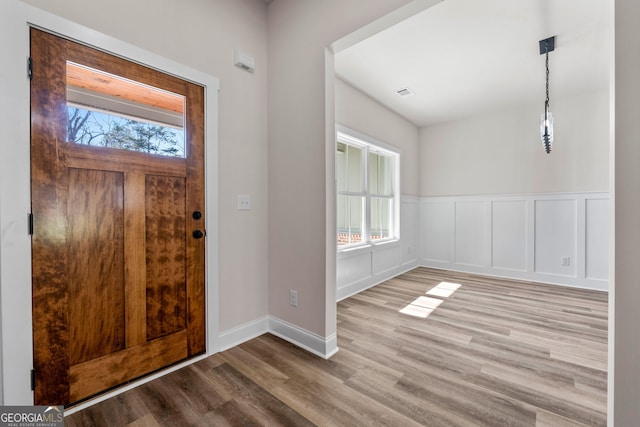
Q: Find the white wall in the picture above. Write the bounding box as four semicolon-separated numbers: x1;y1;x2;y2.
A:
266;0;434;351
420;192;609;290
17;0;270;335
335;77;419;196
419;90;609;196
334;78;420;299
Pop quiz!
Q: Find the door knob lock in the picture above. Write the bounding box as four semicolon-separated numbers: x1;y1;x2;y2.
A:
192;230;205;239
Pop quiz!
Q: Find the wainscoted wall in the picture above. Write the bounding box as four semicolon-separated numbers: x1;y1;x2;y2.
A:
420;192;609;291
337;196;420;300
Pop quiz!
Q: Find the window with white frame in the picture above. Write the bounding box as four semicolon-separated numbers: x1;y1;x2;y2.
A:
336;130;399;248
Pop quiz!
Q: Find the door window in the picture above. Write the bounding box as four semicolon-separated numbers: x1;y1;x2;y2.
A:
66;62;186;157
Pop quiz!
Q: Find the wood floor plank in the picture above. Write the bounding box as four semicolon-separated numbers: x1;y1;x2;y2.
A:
126;413;161;427
65;268;607;426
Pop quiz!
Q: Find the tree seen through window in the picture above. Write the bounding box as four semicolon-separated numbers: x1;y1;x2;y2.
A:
67;106;185;157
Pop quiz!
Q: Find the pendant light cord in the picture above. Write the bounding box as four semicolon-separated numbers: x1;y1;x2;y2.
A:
545;42;550;115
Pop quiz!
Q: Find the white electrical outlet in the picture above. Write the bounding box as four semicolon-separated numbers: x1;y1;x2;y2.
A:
237;194;251;210
289;290;298;307
562;256;571;266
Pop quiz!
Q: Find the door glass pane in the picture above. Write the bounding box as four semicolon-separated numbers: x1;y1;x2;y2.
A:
66;62;186;157
371;197;392;241
337;195;364;246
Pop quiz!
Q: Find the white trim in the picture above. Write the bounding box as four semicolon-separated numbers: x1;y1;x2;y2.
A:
268;317;339;359
0;1;220;405
336;124;401;155
330;0;443;54
217;317;269;352
336;125;401;251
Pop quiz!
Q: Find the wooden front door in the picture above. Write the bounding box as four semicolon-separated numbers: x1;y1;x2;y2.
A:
30;28;206;405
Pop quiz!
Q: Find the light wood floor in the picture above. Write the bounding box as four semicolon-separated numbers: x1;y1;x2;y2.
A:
66;268;608;426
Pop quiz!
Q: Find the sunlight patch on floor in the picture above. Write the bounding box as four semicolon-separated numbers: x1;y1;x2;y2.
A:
427;281;461;298
399;281;461;318
399;296;442;318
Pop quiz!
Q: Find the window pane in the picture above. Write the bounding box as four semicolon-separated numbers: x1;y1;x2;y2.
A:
378;154;392;195
337;143;347;192
368;152;379;194
369;152;392;196
371;197;392;241
337;143;363;193
66;62;186;158
347;145;363;193
337;195;364;246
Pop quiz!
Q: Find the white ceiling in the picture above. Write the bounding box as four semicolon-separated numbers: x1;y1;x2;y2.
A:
334;0;610;127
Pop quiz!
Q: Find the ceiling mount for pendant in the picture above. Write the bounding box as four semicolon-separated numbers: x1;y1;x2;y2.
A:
539;36;555;55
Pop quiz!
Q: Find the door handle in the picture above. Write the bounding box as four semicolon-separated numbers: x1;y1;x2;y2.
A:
192;230;205;239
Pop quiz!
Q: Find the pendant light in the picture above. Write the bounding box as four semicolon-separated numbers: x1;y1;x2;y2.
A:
539;36;555;154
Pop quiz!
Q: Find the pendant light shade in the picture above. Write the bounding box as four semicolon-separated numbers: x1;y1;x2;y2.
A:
539;36;555;154
541;107;553;154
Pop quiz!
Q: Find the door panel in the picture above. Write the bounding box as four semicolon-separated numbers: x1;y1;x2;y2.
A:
68;169;125;365
145;174;187;340
69;331;187;403
30;28;206;406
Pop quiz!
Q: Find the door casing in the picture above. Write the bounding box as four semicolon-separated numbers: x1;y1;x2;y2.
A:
18;17;218;408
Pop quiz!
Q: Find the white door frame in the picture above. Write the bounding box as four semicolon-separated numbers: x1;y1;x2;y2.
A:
0;0;220;407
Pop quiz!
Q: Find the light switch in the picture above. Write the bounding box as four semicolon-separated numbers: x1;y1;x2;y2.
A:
237;194;251;210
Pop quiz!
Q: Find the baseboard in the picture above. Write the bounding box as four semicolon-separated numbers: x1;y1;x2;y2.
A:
219;315;340;360
217;316;269;352
268;316;339;359
337;260;420;301
421;261;608;292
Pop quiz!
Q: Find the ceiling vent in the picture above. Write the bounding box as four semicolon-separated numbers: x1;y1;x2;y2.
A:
395;87;415;97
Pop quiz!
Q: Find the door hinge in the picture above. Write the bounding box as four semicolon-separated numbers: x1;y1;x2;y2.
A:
28;213;34;235
31;369;36;391
27;57;33;80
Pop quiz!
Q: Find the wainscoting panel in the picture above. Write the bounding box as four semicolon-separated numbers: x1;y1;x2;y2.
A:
421;201;453;264
534;199;577;277
419;193;609;291
455;201;490;267
372;244;402;276
401;197;419;266
336;251;371;292
492;200;527;272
